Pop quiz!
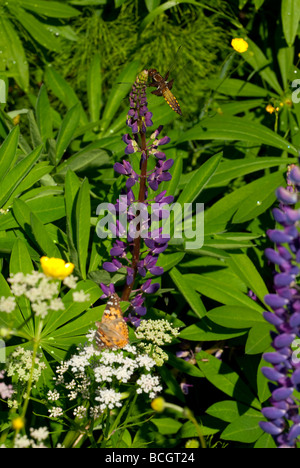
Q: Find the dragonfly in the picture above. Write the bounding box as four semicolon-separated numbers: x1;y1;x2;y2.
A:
148;69;182;116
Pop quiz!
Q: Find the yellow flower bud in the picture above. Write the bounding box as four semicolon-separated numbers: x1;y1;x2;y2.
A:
185;439;200;448
40;256;75;280
266;104;275;114
12;417;24;431
151;396;165;412
231;38;249;53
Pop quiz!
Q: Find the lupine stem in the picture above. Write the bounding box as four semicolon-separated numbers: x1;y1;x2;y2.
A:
122;107;149;301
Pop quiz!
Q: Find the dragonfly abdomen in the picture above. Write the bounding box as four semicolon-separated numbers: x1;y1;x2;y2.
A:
162;88;182;115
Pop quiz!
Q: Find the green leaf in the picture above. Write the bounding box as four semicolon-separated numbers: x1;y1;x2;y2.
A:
3;162;53;210
152;418;182;435
0;126;20;182
75;178;91;279
19;0;80;17
206;400;251;423
196;350;261;409
208;157;297;188
245;323;272;354
281;0;300;47
139;0;202;32
30;212;61;257
242;38;283;94
207;306;265;329
55;104;81;163
0;17;29;91
220;409;263;443
207;78;275;97
11;6;62;52
226;253;269;305
205;170;286;232
0;145;43;209
87;53;102;122
169;267;206;318
184;274;264;312
36;84;53;142
42;279;101;336
44;67;87;125
179;320;247;341
177;116;297;155
100;60;141;136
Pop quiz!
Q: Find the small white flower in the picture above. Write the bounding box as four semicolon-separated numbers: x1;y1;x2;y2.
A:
32;301;48;318
63;275;78;289
95;387;122;411
47;389;60;401
72;290;90;303
48;407;63;418
49;298;65;311
30;426;49;441
73;405;87;419
0;296;16;313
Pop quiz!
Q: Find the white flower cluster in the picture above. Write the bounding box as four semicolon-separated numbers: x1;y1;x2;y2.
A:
135;319;180;366
6;347;46;390
7;271;63;318
0;271;87;319
49;331;163;418
135;319;180;345
8;426;61;448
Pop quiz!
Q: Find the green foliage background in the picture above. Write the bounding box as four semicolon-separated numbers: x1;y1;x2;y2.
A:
0;0;300;449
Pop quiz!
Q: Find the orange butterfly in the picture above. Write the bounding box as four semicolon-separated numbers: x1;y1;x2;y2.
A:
95;293;129;349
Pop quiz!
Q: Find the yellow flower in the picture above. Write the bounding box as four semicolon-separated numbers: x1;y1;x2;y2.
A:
151;396;165;412
266;104;275;114
231;38;249;53
40;256;74;280
12;417;24;431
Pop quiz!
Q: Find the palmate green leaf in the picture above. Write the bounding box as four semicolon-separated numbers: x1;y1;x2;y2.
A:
0;145;43;209
196;350;261;410
0;126;19;181
0;17;29;91
281;0;300;47
177;116;297;155
19;0;80;18
42;279;101;336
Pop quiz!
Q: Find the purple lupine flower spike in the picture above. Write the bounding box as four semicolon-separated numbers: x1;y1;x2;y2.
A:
100;69;174;325
259;165;300;448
